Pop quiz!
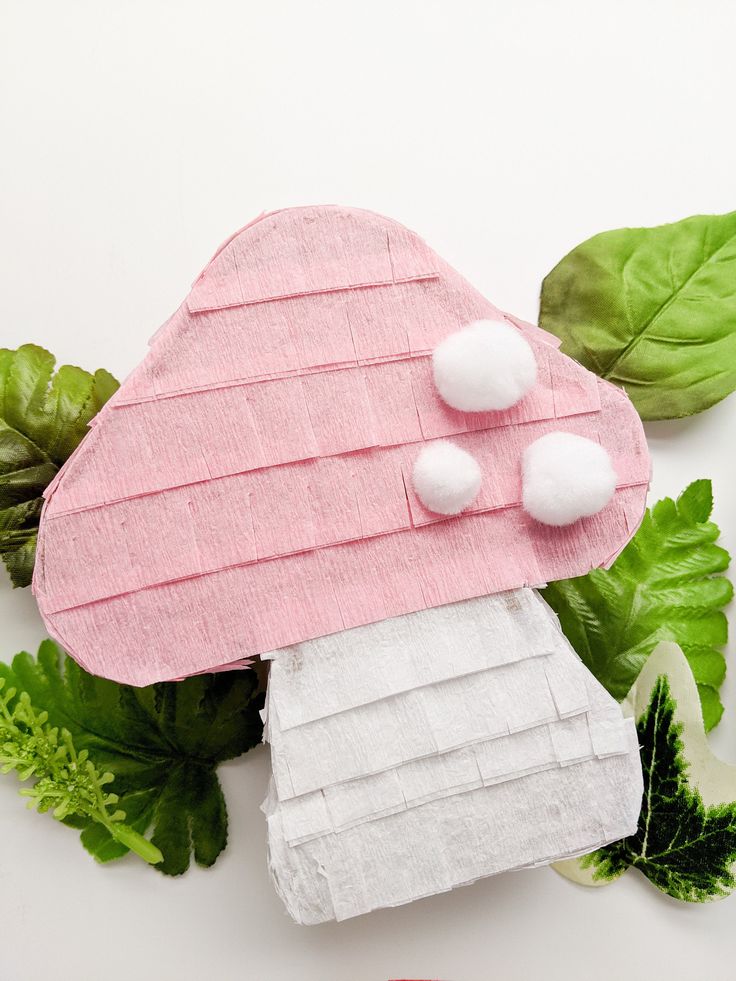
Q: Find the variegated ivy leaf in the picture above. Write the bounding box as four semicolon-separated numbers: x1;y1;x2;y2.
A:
555;642;736;902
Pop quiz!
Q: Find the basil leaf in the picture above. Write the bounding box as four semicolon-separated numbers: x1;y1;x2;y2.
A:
539;212;736;419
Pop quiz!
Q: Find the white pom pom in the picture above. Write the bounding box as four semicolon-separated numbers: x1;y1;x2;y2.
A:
522;432;617;527
413;440;482;516
432;319;537;412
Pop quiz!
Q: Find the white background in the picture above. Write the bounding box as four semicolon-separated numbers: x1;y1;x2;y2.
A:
1;1;735;978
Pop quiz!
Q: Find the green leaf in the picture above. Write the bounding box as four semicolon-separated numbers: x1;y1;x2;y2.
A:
697;683;724;732
555;643;736;901
542;480;732;729
539;212;736;419
0;677;162;866
0;345;119;586
0;641;264;874
149;765;228;875
677;478;713;525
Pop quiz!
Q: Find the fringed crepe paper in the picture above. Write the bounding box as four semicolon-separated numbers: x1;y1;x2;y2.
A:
32;206;650;922
263;592;641;923
33;206;649;686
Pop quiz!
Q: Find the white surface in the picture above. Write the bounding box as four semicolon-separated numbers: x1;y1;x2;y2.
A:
1;0;735;978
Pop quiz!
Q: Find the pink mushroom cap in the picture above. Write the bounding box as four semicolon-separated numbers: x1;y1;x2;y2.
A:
33;206;650;685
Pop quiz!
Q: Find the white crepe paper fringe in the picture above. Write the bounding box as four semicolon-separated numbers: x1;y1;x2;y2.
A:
262;589;642;923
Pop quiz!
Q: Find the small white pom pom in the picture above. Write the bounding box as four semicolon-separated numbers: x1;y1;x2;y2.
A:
522;432;617;527
413;440;482;516
432;319;537;412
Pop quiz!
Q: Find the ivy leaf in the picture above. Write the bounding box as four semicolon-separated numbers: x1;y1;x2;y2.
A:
542;480;732;730
0;641;264;875
555;643;736;901
539;212;736;419
0;345;119;586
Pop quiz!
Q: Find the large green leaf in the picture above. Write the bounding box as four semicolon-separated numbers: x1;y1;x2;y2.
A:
542;480;732;730
539;212;736;419
555;643;736;902
0;641;264;875
0;345;118;586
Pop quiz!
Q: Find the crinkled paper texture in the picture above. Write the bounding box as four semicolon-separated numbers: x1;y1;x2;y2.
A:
263;590;643;923
32;206;649;685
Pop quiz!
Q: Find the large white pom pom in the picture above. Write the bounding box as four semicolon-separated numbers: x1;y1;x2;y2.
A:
432;319;537;412
522;432;617;527
413;440;482;516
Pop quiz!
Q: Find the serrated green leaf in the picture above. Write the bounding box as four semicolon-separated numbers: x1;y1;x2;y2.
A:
0;641;264;874
542;481;731;730
697;684;724;732
555;643;736;901
148;765;228;875
0;345;119;586
539;212;736;419
677;479;713;524
685;645;727;689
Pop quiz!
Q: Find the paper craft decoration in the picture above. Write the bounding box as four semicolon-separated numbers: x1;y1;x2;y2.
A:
264;591;642;922
32;206;650;922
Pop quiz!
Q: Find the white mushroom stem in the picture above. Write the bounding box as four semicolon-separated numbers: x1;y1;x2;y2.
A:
261;588;642;924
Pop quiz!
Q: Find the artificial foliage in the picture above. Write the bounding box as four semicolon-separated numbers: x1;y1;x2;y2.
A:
539;211;736;420
0;677;162;865
556;644;736;901
543;480;732;730
0;641;264;874
583;674;736;900
0;344;118;586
